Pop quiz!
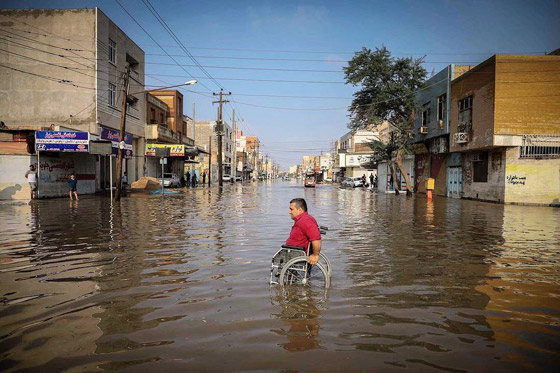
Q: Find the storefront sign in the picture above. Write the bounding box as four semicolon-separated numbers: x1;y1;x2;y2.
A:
146;144;185;156
35;131;89;152
101;128;133;159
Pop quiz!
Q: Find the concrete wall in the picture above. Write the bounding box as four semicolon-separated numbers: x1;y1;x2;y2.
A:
0;9;97;129
504;147;560;206
0;155;35;199
462;149;506;202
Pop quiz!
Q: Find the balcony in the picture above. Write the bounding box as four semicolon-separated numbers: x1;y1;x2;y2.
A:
145;123;180;143
454;132;469;144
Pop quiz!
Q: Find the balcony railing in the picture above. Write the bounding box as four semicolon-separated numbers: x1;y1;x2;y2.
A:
454;132;469;144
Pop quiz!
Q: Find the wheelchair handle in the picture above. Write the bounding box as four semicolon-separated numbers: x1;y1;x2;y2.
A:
319;226;329;230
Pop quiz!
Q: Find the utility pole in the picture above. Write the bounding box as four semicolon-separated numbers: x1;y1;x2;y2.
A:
212;89;231;187
208;134;212;187
232;109;236;183
115;63;130;202
192;102;196;178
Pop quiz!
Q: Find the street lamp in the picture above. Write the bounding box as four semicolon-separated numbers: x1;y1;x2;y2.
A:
114;76;198;201
129;80;198;95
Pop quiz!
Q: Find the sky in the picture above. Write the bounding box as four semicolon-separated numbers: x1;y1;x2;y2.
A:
2;0;559;169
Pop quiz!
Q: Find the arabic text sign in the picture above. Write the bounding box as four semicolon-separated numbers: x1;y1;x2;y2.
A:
35;131;89;152
101;128;133;158
146;144;185;156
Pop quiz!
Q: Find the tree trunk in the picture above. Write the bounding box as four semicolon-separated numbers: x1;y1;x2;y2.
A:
388;159;400;194
395;148;413;195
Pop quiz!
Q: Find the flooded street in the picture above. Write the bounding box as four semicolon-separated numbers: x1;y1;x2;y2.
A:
1;181;559;372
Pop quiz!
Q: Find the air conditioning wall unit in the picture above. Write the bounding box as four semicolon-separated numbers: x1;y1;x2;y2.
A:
419;126;428;134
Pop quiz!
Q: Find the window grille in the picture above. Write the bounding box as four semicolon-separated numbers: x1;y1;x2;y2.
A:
520;135;560;158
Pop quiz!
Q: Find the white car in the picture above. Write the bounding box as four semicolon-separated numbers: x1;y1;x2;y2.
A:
222;174;232;182
235;175;242;182
162;173;180;187
342;177;363;188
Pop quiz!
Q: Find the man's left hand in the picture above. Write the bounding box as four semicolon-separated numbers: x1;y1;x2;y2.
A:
307;254;319;265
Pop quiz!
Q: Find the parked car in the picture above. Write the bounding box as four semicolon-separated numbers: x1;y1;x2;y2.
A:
162;173;180;187
235;175;242;182
324;177;332;183
342;177;363;188
222;174;232;182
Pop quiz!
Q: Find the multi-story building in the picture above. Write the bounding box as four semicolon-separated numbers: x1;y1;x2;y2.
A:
412;65;473;197
192;120;233;182
449;54;560;205
336;129;378;182
0;8;146;198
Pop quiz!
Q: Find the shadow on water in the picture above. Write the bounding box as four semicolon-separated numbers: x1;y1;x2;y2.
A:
0;181;558;371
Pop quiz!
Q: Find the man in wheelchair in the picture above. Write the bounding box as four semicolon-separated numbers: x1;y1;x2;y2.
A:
285;198;321;265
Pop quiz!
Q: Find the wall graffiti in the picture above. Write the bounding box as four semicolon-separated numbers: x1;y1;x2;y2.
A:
506;174;527;186
39;160;75;183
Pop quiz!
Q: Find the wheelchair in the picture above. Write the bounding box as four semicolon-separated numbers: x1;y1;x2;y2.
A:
270;226;331;288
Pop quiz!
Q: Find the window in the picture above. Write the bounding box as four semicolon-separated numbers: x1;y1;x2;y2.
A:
160;113;164;124
472;152;488;182
108;83;116;107
150;108;156;124
458;96;473;132
422;102;431;126
437;94;446;122
108;39;116;64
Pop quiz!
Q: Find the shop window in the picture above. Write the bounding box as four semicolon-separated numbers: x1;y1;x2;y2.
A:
472;152;488;182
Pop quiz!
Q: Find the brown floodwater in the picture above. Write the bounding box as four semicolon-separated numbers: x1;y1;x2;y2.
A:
0;181;559;372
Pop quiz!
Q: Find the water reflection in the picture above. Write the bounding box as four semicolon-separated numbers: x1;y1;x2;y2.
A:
270;287;325;352
0;183;558;371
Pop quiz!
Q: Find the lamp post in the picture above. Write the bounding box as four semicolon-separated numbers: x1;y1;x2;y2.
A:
114;78;197;201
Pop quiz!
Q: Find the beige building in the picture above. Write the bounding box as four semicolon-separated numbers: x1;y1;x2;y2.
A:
0;8;146;198
449;54;560;205
191;120;233;183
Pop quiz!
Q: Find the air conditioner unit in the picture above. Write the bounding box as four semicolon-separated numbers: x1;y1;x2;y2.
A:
419;126;428;134
454;132;469;144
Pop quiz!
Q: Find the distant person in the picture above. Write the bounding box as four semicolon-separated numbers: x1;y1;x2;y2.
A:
361;174;366;187
285;198;321;265
25;165;37;200
202;171;206;185
186;171;191;187
369;173;374;187
68;173;78;200
191;172;197;187
122;172;128;192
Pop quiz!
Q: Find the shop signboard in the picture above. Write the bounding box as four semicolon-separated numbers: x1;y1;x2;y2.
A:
146;144;185;156
35;131;89;152
101;128;133;159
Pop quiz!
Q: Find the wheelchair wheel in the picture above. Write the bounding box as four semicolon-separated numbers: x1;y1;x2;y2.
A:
279;257;330;289
319;253;332;276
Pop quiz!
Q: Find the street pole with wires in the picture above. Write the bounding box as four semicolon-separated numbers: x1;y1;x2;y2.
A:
212;89;230;187
115;63;130;202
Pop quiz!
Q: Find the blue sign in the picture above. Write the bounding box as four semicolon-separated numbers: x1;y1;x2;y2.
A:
100;128;133;158
35;131;89;152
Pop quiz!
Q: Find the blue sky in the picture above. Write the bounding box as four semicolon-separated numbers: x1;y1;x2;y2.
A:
2;0;559;168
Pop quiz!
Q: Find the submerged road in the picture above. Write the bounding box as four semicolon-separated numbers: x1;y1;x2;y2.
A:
1;181;559;371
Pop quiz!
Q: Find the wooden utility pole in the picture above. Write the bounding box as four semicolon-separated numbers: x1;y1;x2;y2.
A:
115;63;130;201
212;89;231;187
208;134;212;186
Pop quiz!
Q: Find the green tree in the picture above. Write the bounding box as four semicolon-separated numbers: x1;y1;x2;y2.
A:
344;46;426;194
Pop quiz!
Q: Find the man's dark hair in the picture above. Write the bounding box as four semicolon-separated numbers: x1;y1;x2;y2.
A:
290;198;307;212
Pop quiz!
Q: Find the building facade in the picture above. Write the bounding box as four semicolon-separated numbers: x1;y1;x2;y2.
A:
0;8;146;199
449;54;560;205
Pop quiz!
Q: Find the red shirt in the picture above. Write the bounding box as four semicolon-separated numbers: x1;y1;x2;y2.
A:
286;211;321;252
